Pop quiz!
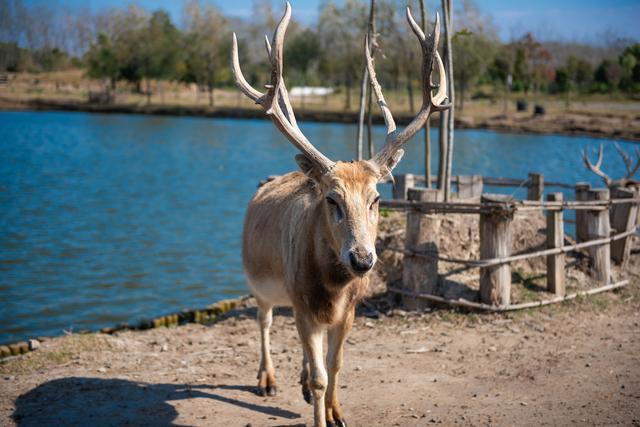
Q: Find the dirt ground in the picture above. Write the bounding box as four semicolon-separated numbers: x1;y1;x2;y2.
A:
1;272;639;426
2;212;640;426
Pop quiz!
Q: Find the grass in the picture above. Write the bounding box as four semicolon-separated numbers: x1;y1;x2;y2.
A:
3;70;639;120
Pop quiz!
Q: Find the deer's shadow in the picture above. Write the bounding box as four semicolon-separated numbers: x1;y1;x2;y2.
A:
12;377;300;427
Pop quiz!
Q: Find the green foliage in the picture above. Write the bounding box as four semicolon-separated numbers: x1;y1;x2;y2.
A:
0;42;30;72
3;0;639;102
179;2;230;105
86;34;119;85
140;10;181;81
286;29;321;85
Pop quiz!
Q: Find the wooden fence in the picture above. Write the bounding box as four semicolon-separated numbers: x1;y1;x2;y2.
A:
381;173;639;311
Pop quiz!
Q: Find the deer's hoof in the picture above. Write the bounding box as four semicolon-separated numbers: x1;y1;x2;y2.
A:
256;386;267;397
302;388;312;404
326;419;347;427
266;385;278;396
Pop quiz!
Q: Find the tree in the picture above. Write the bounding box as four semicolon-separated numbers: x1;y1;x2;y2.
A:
181;1;230;107
451;0;498;110
318;0;367;110
594;59;623;93
139;10;181;104
86;33;119;93
512;48;529;92
619;44;640;94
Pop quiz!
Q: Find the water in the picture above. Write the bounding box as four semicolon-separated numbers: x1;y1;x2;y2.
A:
0;111;633;343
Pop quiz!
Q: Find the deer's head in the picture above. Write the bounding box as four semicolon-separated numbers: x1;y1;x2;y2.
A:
232;2;450;276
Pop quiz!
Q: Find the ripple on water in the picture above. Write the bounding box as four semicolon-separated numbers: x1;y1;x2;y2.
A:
0;111;633;343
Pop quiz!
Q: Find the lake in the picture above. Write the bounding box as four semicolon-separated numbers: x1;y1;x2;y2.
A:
0;111;633;344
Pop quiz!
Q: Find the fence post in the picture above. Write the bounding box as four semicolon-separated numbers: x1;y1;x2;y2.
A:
479;194;514;307
546;193;565;296
585;188;611;285
575;182;591;242
403;188;442;310
610;187;638;267
393;173;415;200
457;175;483;198
527;172;544;201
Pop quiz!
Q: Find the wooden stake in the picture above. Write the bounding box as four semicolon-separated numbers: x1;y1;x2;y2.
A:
393;173;416;200
527;172;544;201
575;182;591;242
457;175;483;198
479;194;514;307
546;192;565;296
610;187;638;267
403;188;442;310
585;188;611;285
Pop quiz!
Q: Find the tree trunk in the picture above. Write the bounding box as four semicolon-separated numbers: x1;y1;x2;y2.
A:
437;110;448;189
367;83;374;158
345;77;352;111
406;71;415;113
146;79;151;105
442;0;455;201
208;85;214;107
420;0;431;188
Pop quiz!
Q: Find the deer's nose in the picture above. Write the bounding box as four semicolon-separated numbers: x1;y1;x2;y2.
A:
349;250;374;273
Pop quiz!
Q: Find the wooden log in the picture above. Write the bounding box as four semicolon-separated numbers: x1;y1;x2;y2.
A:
479;194;514;307
546;193;565;296
610;187;637;267
585;188;611;285
402;188;442;310
527;172;544;201
457;175;483;198
392;173;415;200
575;182;591;242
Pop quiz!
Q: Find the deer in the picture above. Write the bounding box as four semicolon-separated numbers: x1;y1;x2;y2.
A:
231;3;448;426
582;143;640;189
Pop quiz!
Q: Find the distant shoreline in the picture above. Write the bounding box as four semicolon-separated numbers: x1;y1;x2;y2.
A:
1;95;638;143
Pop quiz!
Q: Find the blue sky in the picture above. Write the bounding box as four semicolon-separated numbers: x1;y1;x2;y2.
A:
26;0;640;43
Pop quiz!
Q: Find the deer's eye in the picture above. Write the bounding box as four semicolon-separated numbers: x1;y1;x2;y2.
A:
370;195;380;210
326;197;344;223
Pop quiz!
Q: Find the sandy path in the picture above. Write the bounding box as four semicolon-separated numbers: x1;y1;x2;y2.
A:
1;288;639;426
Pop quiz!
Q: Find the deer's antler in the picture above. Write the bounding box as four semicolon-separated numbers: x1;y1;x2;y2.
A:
231;3;334;174
582;145;612;186
367;7;450;176
614;143;640;180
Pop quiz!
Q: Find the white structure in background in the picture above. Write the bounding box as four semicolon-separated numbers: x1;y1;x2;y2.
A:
289;86;334;97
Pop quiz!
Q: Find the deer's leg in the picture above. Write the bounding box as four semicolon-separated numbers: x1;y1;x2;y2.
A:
296;316;327;427
256;300;277;396
300;347;312;404
325;306;355;427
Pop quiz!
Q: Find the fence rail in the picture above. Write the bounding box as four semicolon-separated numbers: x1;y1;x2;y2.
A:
390;172;640;311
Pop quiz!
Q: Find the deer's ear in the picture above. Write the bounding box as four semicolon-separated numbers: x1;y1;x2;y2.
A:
377;149;404;182
295;154;323;181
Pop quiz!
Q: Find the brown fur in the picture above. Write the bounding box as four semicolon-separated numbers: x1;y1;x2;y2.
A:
242;160;381;426
243;161;378;324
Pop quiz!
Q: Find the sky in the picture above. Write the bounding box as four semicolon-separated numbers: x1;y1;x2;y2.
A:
25;0;640;43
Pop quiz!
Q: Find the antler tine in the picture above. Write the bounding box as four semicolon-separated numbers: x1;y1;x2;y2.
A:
371;8;450;172
582;145;612;185
627;147;640;179
264;34;271;58
614;142;633;175
231;33;264;103
232;2;333;173
364;33;397;138
407;10;449;110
